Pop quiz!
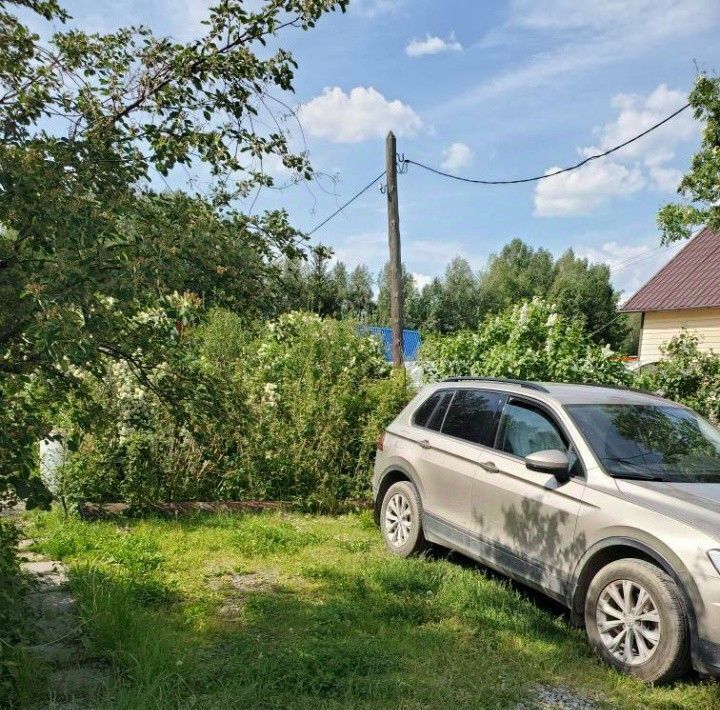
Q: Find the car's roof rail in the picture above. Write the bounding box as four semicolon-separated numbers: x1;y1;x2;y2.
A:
582;382;666;399
441;376;550;393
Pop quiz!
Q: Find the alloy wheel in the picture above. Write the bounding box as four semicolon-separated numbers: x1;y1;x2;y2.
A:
596;579;661;665
384;493;412;547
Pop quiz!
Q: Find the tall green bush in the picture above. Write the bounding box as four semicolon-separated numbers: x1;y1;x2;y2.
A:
635;333;720;423
60;311;411;510
419;298;630;385
0;519;24;705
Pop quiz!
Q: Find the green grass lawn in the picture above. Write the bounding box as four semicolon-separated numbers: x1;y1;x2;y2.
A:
22;510;720;708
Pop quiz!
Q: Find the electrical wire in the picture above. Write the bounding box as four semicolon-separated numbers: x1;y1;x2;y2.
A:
305;170;386;236
402;103;691;185
587;245;679;338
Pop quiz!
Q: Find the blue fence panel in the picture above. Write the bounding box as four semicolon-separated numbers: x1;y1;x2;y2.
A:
360;326;422;362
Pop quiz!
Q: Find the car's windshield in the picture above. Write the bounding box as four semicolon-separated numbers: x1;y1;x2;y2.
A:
566;403;720;483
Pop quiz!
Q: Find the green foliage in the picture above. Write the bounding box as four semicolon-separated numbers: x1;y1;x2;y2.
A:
59;311;412;510
0;0;349;506
480;239;555;315
0;519;25;706
371;241;628;350
550;249;627;347
658;76;720;242
419;298;630;385
635;333;720;423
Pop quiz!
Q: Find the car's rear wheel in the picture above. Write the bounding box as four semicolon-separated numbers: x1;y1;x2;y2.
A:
584;558;690;683
380;480;426;557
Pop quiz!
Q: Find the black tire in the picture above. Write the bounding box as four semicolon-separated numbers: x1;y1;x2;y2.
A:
379;480;427;557
584;558;690;683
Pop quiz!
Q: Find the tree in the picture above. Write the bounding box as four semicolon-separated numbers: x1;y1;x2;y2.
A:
658;76;720;242
635;333;720;423
346;265;375;321
376;262;419;328
0;0;348;506
304;246;340;317
550;249;627;350
431;257;483;333
478;239;555;314
331;261;350;317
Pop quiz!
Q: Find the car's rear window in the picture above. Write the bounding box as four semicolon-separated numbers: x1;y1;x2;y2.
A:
413;390;453;431
441;390;505;446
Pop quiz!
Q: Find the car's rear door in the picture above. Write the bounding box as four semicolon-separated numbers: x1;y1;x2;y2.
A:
417;388;505;532
470;397;586;598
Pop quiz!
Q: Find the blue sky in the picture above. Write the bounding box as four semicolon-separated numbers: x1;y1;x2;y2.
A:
36;0;720;299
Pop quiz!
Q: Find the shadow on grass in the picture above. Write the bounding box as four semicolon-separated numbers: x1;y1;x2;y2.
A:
199;558;599;709
64;549;596;709
36;511;720;710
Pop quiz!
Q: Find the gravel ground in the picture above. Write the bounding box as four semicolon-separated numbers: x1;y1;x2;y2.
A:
516;685;598;709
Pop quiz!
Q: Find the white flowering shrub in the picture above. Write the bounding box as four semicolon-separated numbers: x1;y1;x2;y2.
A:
419;298;630;385
635;333;720;423
206;311;408;509
61;310;411;510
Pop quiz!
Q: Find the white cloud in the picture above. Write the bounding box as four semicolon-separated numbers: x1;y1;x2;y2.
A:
405;33;462;57
299;87;422;144
590;84;696;191
512;0;714;32
441;143;473;171
576;241;654;272
534;160;645;216
447;0;719;110
534;84;697;215
575;240;685;297
412;273;433;290
647;165;683;193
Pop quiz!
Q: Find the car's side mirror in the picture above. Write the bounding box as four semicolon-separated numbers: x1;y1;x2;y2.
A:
525;449;571;483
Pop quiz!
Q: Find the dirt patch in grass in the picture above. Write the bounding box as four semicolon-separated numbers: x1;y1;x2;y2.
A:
211;570;280;618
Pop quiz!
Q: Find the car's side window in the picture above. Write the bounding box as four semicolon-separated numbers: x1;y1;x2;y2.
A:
441;389;505;447
496;402;567;458
413;390;453;432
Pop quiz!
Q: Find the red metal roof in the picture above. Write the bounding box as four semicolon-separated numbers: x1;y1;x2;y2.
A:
620;227;720;312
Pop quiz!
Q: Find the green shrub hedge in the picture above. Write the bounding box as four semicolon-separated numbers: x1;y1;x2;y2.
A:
59;311;411;511
419;298;630;385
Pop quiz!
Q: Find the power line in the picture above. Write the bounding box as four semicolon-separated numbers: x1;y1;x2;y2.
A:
587;245;678;339
401;103;691;186
305;170;386;237
588;312;627;339
610;245;669;274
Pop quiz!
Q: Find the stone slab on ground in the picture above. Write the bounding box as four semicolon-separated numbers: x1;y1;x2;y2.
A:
18;536;110;706
19;550;45;563
21;559;69;587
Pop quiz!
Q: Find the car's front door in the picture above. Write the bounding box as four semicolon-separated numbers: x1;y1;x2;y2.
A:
470;398;586;598
417;388;505;532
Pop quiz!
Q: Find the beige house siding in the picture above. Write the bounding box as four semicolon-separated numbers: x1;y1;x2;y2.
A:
639;308;720;365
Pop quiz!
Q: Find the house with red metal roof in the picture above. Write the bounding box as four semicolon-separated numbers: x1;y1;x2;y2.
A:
620;226;720;366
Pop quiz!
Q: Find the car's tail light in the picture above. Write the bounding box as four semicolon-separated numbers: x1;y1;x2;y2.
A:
377;431;386;451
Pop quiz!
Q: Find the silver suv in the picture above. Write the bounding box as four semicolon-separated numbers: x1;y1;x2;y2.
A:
372;377;720;683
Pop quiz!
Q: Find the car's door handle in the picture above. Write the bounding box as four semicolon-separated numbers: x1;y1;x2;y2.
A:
418;439;432;449
479;460;499;473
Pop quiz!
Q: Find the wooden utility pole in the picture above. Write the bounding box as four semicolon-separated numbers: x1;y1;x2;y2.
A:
385;131;404;367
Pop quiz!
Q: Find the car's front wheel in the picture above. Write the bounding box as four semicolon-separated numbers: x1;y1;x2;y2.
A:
584;558;690;683
380;480;426;557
